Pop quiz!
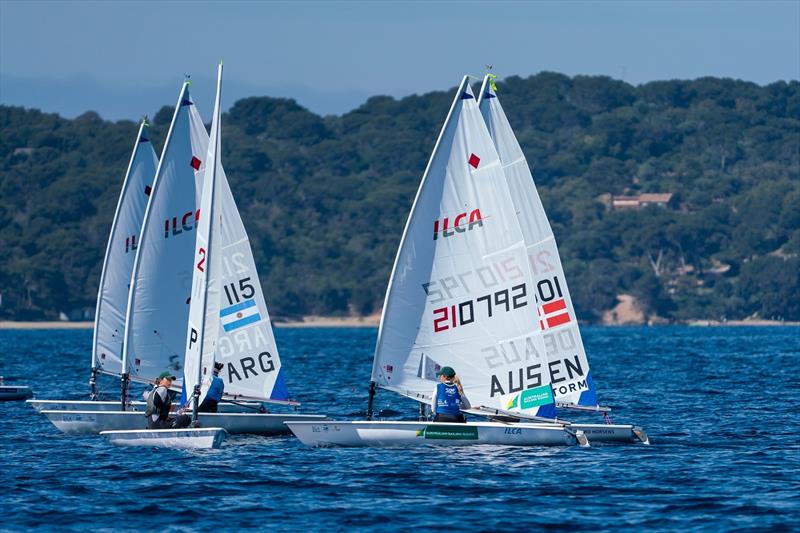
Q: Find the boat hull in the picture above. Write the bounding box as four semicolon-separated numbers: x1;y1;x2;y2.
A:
100;428;226;449
41;410;327;436
27;399;263;413
285;420;581;448
568;423;650;444
0;386;33;401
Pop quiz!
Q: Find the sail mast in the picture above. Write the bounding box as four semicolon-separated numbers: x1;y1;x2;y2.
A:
121;81;191;410
185;63;223;425
367;77;473;419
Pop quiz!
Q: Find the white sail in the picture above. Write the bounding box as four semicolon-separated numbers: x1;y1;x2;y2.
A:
184;66;290;404
92;119;157;377
371;78;557;418
123;82;208;384
212;171;291;402
183;64;224;402
121;72;291;403
478;75;598;406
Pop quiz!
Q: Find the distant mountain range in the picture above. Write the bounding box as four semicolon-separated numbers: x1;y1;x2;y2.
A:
1;72;798;322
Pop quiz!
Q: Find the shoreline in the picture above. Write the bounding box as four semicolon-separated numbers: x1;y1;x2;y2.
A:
1;318;798;330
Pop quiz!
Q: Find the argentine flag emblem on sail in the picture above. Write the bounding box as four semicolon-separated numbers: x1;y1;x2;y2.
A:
220;299;261;332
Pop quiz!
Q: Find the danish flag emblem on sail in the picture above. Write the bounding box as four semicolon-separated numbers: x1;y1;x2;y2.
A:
538;299;571;330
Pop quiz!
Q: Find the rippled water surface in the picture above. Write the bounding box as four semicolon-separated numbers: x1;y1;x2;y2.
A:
1;326;798;531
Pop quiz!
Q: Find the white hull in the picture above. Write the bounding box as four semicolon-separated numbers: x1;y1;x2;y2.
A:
27;399;264;413
285;420;583;448
29;400;146;412
100;427;226;449
0;386;33;401
41;409;327;436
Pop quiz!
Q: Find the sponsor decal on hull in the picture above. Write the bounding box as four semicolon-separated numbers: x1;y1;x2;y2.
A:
416;425;479;440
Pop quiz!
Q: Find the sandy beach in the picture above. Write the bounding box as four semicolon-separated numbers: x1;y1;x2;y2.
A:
1;316;796;330
0;315;382;330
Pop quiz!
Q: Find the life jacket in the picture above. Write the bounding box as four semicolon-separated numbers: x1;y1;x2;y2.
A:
206;375;224;402
145;386;170;419
435;382;462;415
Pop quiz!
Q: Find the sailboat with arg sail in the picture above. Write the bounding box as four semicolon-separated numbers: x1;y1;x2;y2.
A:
28;117;260;415
286;77;587;448
102;64;231;449
45;69;326;436
475;74;648;444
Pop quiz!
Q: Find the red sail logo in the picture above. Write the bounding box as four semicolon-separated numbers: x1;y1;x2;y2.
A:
433;209;484;240
163;209;200;239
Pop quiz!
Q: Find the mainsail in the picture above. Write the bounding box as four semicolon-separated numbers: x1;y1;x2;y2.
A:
123;82;207;386
371;78;556;418
183;64;224;404
478;75;598;406
92;119;157;378
208;83;291;403
125;75;291;404
181;65;291;404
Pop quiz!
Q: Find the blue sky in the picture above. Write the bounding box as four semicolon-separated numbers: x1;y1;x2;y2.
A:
1;0;798;120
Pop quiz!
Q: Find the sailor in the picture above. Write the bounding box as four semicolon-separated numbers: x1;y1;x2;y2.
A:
145;371;191;429
430;366;471;423
198;362;225;413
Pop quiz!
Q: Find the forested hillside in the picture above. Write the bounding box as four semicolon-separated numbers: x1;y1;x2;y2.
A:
1;73;798;322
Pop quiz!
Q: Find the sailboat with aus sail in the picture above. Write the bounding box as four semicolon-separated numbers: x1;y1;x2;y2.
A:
287;77;588;448
470;74;648;444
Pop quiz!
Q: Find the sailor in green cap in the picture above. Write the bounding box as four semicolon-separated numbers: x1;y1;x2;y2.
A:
145;371;191;429
430;366;471;423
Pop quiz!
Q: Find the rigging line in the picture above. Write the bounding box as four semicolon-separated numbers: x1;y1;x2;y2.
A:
223;399;267;413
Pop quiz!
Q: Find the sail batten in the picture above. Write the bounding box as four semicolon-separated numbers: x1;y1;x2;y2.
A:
478;75;598;407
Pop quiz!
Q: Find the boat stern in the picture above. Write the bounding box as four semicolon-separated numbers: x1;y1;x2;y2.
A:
100;428;227;449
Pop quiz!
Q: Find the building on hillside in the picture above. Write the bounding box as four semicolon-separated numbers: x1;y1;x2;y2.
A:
611;193;673;210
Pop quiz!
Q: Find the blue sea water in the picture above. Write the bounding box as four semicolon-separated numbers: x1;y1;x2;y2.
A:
0;326;798;532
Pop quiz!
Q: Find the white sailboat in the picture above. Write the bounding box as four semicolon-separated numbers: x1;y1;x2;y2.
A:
50;69;325;437
100;427;226;449
102;64;231;449
287;77;585;448
476;74;648;444
29;117;157;412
